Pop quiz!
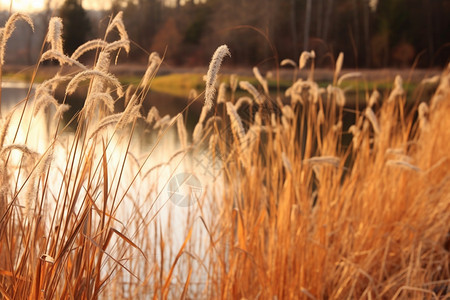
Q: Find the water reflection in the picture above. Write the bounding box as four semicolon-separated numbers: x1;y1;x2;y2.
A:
1;80;36;111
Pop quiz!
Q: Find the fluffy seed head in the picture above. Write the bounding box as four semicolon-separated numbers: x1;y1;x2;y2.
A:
299;51;315;69
106;12;128;41
253;66;269;95
204;45;231;111
280;59;297;68
368;90;380;107
47;17;63;52
239;81;263;105
0;13;34;64
364;107;381;134
226;102;246;146
335;52;344;79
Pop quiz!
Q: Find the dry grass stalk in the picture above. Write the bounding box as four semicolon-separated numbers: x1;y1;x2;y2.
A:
0;11;449;300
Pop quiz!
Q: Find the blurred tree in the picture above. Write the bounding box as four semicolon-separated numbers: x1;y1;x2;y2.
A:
59;0;91;55
152;17;183;62
303;0;312;51
112;0;164;60
106;0;449;67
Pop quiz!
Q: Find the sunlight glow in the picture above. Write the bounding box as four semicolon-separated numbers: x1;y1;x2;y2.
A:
0;0;46;12
0;0;112;12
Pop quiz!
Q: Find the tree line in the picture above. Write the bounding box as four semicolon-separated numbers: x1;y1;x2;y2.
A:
62;0;449;68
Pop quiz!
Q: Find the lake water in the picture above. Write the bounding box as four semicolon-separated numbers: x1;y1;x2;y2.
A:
1;80;216;297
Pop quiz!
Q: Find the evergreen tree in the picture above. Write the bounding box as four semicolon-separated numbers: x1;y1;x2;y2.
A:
59;0;91;55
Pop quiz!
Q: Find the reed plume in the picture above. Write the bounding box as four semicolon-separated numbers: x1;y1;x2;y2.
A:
47;17;63;53
226;102;246;147
66;70;123;97
177;114;188;149
239;81;263;105
299;50;315;69
0;12;34;65
204;45;230;111
253;66;269;95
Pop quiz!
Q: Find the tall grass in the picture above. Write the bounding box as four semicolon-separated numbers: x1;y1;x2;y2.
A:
0;12;449;299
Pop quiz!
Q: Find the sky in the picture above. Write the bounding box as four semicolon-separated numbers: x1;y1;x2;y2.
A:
0;0;112;12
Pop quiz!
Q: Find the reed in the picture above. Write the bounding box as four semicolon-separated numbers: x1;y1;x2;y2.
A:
0;11;448;300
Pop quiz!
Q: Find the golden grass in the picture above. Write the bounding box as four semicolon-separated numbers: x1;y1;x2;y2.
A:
0;12;448;299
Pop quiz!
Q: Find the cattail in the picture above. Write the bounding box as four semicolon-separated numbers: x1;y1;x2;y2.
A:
0;12;34;64
71;39;107;60
47;17;63;53
364;107;380;135
239;81;263;105
217;82;227;104
66;70;123;96
253;66;269;95
204;45;231;111
226;102;246;146
280;59;297;68
177;114;188;149
299;51;315;70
